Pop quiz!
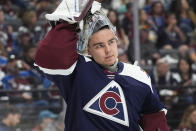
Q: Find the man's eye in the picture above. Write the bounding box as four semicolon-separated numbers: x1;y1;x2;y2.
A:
96;44;103;48
109;40;115;45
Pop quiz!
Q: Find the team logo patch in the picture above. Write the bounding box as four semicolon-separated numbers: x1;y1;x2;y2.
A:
83;80;129;127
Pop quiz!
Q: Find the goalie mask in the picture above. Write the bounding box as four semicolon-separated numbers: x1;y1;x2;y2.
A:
77;11;117;53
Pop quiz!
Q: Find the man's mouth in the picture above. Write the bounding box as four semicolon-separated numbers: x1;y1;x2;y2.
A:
105;55;113;59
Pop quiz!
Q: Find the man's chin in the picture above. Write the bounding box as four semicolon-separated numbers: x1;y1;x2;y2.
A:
100;59;117;67
101;63;113;67
107;61;116;66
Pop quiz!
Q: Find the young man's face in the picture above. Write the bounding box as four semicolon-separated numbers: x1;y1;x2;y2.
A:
9;113;21;126
88;28;118;66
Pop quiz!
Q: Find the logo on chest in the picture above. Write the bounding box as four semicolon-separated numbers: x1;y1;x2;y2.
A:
83;80;129;127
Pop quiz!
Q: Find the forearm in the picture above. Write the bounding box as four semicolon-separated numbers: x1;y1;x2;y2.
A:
188;10;196;26
141;111;169;131
177;30;186;42
35;22;78;70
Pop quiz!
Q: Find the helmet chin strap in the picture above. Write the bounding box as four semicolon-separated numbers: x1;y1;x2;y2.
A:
102;59;118;72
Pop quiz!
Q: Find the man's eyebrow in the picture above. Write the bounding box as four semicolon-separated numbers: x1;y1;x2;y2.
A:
91;37;116;47
92;42;103;47
108;37;116;42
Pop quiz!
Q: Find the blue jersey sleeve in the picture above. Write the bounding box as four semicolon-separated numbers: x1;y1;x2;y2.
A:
34;22;80;101
141;84;164;114
36;55;89;102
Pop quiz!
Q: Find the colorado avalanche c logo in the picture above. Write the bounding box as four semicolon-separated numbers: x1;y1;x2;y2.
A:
83;80;129;127
99;91;121;115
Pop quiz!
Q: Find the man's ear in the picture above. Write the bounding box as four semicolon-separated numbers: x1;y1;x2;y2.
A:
87;40;92;55
88;47;91;56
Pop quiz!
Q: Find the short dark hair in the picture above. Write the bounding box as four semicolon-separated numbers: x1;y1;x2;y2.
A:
1;105;21;118
126;3;132;10
92;22;109;34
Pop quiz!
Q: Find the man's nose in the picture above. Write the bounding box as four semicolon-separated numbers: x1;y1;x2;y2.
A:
105;44;111;54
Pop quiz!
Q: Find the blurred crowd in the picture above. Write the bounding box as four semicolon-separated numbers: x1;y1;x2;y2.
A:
107;0;196;88
0;0;196;130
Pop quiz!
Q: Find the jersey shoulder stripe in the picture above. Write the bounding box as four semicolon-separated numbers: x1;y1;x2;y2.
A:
119;63;153;93
34;61;77;75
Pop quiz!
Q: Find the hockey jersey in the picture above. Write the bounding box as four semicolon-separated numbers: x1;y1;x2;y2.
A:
35;22;165;131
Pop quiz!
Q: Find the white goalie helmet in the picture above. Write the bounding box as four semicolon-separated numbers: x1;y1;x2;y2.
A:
77;11;117;53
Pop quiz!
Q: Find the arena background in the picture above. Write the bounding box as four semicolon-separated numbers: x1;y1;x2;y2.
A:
0;0;196;130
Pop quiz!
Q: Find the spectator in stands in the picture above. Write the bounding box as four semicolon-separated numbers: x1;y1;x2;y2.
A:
122;3;133;41
22;10;37;32
14;26;32;57
0;9;5;30
140;28;159;66
3;54;33;103
189;29;196;63
0;105;21;131
127;28;159;65
149;58;178;86
0;41;7;91
178;45;190;59
148;1;165;33
10;0;31;9
1;0;18;20
23;45;36;68
0;5;18;55
35;0;57;19
139;9;154;30
178;104;196;131
2;54;52;107
158;12;186;49
22;10;42;44
107;9;128;62
171;0;196;44
0;9;14;51
143;0;154;14
32;110;59;131
176;57;196;86
0;41;7;60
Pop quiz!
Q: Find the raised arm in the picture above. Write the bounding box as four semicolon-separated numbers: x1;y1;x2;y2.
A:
34;22;78;71
35;0;102;73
